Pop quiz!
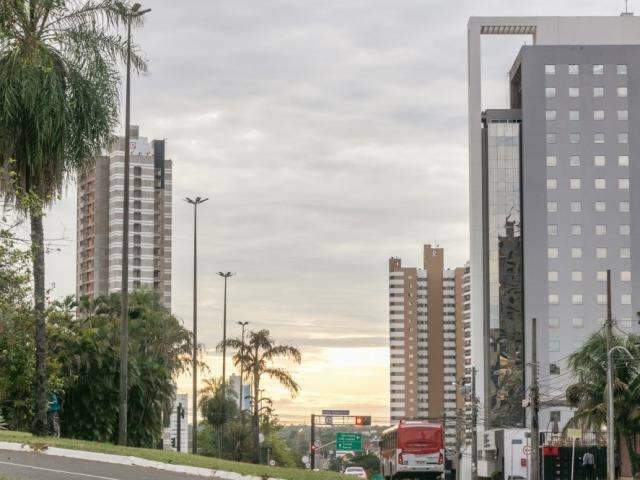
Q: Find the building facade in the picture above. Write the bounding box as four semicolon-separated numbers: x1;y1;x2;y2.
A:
388;245;467;450
163;393;189;453
77;126;172;309
467;16;640;448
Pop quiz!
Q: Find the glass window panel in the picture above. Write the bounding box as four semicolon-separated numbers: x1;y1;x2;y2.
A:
618;87;628;97
619;178;630;190
569;65;579;75
622;294;631;305
593;64;604;75
546;87;557;98
595;224;607;235
571;225;582;235
570;155;581;167
619;201;630;212
621;271;631;282
620;224;630;235
547;178;557;190
571;202;582;213
619;155;630;166
570;178;581;189
571;248;582;258
571;271;583;281
595;201;606;212
594;87;604;97
572;294;583;305
619;133;629;144
548;248;559;259
597;271;607;281
617;64;628;75
572;318;584;328
548;271;559;282
594;110;605;120
546;156;557;167
597;294;607;305
547;201;558;213
569;87;580;97
549;317;560;328
594;178;606;189
545;65;556;75
546;110;557;121
618;110;629;120
549;340;560;352
620;247;631;258
548;224;558;236
569;110;580;121
549;294;559;304
547;133;557;144
570;133;580;143
596;247;608;258
594;133;605;143
594;155;606;166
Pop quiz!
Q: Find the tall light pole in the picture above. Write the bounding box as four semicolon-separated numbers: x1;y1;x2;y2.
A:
119;1;150;447
237;321;249;412
186;196;208;454
218;272;234;392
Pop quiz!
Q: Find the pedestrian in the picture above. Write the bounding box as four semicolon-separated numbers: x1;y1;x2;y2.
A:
47;391;61;438
583;449;595;480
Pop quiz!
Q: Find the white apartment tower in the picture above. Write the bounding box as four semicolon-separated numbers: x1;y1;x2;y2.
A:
77;125;172;308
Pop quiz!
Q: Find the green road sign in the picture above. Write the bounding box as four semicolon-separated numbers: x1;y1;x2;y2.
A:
336;432;363;452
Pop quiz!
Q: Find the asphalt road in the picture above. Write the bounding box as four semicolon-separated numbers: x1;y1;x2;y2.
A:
0;449;220;480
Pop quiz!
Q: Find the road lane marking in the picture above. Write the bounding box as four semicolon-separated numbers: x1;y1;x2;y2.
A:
0;460;121;479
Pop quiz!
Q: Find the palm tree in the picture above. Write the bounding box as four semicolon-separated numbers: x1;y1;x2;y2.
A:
565;330;640;475
0;0;145;434
220;329;301;463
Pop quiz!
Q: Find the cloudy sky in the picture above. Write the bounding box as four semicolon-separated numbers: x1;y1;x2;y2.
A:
41;0;625;423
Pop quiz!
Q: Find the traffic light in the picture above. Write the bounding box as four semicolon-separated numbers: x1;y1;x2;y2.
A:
354;416;371;426
171;438;176;448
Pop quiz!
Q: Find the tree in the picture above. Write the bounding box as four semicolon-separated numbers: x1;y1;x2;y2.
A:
199;377;239;458
47;289;191;446
565;330;640;475
0;0;146;434
221;329;301;463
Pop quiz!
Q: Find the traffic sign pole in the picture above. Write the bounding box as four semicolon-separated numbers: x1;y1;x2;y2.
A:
310;414;316;470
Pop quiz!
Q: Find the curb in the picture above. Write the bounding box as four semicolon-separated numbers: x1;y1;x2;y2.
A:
0;441;283;480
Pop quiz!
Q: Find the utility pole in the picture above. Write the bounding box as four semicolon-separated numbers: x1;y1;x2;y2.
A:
471;366;478;480
176;402;184;452
531;317;540;480
186;196;208;454
310;414;316;470
237;321;249;412
218;272;234;392
119;2;151;447
606;269;615;480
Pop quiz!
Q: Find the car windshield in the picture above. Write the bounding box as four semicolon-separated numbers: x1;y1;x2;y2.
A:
399;427;442;452
346;467;364;472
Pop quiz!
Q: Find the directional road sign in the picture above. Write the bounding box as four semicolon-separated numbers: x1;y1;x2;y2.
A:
322;410;350;416
336;432;363;452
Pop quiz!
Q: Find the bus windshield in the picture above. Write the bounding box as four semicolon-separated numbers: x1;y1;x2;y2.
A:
398;427;442;453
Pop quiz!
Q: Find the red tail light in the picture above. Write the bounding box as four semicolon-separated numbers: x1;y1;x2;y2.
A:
398;453;404;465
438;452;444;464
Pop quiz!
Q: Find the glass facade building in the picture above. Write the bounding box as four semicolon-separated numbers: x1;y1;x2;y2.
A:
482;111;525;428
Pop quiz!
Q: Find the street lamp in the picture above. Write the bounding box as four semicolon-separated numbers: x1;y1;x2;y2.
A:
218;272;235;392
119;1;151;447
607;345;633;480
237;321;249;412
186;196;208;454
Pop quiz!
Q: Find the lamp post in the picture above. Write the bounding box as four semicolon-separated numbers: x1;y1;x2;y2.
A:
237;321;249;412
119;1;151;447
186;196;208;454
218;272;234;392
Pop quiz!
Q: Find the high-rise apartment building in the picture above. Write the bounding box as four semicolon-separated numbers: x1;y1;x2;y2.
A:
388;245;466;450
468;16;640;440
77;126;172;308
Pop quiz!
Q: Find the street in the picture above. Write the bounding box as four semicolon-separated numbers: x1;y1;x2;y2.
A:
0;449;219;480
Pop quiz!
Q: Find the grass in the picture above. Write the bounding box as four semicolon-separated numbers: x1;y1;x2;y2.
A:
0;431;347;480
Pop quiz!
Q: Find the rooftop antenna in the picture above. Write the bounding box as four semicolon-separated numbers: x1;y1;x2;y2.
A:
622;0;634;15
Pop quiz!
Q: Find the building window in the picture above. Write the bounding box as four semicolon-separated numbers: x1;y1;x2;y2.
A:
594;178;606;189
549;340;560;352
621;271;631;282
618;87;628;97
617;64;628;75
548;224;558;236
549;317;560;328
550;363;561;375
594;155;606;166
595;201;606;212
133;269;141;278
594;110;605;120
595;224;607;235
546;110;557;120
134;166;142;176
545;64;556;75
570;133;580;143
621;295;632;305
570;201;582;213
548;248;559;259
134;200;141;209
571;271;583;282
547;178;557;190
133;234;141;244
569;110;580;121
569;87;580;97
619;155;630;166
570;155;581;167
546;156;557;167
547;201;558;213
594;133;605;144
619;133;629;144
571;225;582;236
569;64;579;75
547;133;557;144
593;64;604;75
549;294;559;304
594;87;604;97
548;270;559;282
620;224;631;235
619;201;630;213
596;247;608;259
572;294;583;305
597;271;607;282
618;110;629;121
619;178;630;190
133;222;141;233
571;247;582;258
620;248;631;258
545;87;557;98
570;178;582;190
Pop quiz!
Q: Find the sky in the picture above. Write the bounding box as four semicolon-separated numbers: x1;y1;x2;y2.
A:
40;0;628;424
